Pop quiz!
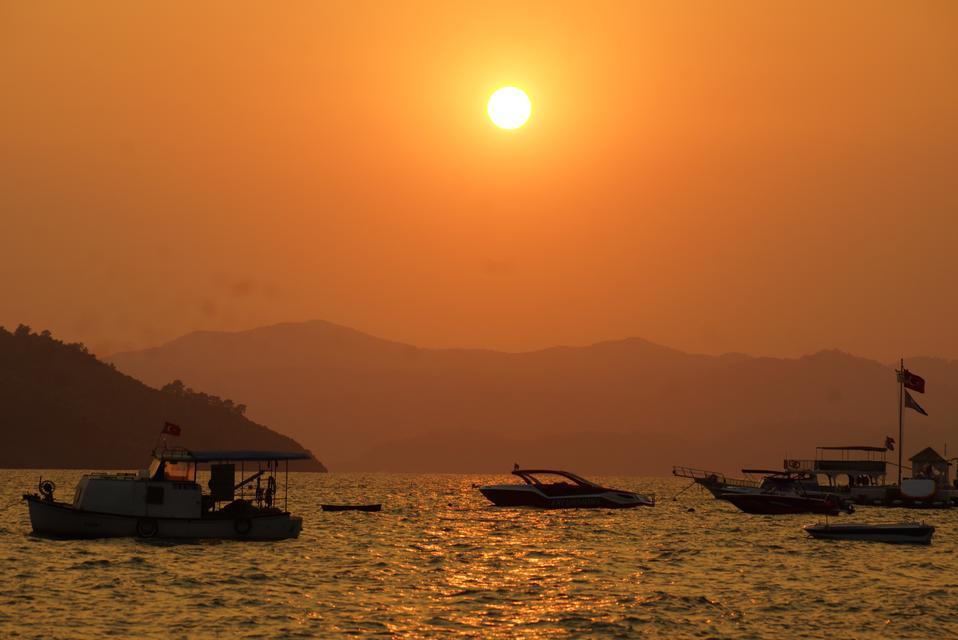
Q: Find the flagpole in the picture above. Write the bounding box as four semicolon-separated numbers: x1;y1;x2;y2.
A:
898;358;904;486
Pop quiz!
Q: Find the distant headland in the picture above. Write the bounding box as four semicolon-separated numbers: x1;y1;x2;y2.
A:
0;325;326;471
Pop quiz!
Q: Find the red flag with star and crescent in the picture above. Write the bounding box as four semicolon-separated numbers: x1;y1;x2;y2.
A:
162;422;181;437
898;369;925;394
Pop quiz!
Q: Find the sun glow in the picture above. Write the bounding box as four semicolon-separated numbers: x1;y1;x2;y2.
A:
487;87;531;130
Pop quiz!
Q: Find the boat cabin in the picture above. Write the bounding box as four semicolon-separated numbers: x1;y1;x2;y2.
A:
742;469;820;493
783;446;888;489
71;448;310;520
910;447;952;488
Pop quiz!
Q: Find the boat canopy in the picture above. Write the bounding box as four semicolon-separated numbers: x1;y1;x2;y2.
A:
742;469;792;475
817;446;887;452
155;449;312;463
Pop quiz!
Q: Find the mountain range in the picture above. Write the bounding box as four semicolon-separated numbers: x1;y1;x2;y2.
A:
0;325;325;471
109;320;958;475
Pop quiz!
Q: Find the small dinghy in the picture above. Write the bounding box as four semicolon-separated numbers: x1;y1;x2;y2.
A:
321;504;381;512
803;522;934;544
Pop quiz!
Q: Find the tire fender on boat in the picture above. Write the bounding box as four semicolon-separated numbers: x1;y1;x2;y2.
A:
234;518;253;535
136;518;159;538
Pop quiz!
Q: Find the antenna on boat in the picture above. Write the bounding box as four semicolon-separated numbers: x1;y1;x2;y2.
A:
897;358;904;487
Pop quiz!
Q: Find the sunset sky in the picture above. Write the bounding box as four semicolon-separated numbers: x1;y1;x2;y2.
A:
2;2;956;360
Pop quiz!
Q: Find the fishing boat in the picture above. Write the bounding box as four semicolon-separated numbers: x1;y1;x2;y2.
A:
803;522;934;544
24;447;309;540
478;467;654;509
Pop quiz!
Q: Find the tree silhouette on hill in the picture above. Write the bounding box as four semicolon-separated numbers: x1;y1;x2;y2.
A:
160;379;247;415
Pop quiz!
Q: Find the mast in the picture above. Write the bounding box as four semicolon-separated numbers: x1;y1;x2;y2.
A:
897;357;904;486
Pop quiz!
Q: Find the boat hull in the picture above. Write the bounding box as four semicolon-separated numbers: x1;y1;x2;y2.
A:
321;504;382;512
722;492;842;515
25;495;302;540
479;486;653;509
803;523;934;544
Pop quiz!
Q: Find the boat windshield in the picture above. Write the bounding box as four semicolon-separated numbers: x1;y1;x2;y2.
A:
515;470;601;488
146;457;195;481
163;461;195;481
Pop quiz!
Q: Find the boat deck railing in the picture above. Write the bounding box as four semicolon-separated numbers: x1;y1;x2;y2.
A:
785;459;886;474
671;466;760;488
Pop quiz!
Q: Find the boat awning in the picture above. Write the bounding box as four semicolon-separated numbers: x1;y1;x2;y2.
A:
817;446;887;452
156;450;312;463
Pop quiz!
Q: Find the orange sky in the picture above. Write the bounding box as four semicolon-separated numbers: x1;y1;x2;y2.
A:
2;2;957;360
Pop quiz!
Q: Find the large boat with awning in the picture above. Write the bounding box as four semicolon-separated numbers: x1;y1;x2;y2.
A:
24;447;309;539
783;445;957;508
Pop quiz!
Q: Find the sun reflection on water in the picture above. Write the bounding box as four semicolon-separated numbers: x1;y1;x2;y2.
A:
2;471;956;638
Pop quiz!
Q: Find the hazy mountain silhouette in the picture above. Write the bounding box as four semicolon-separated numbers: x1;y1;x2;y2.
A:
0;325;325;470
109;320;958;475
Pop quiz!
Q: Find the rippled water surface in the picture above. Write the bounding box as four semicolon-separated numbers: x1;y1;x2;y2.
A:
1;471;957;638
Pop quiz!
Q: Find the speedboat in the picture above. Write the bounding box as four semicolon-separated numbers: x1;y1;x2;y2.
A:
479;468;654;509
723;491;847;515
803;522;934;544
23;447;309;540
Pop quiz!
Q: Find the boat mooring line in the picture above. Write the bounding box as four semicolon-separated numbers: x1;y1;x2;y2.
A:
671;481;697;501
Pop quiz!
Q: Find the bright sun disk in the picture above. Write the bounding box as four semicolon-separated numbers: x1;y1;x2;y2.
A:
488;87;531;130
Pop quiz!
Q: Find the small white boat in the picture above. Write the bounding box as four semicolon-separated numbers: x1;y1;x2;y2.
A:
803;522;934;544
479;468;655;509
24;448;308;540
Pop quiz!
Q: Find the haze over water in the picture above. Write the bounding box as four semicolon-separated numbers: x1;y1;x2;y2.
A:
4;472;956;639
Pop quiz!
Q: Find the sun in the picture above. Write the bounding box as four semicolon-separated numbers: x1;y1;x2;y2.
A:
487;87;531;130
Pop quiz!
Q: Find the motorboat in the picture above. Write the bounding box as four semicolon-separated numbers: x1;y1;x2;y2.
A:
803;522;934;544
478;467;654;509
720;471;853;515
723;491;848;515
673;466;822;500
672;466;761;499
23;447;309;540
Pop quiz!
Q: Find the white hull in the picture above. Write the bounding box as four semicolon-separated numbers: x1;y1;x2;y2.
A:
26;496;302;540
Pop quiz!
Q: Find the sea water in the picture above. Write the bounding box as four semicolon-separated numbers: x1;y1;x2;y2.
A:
1;471;956;639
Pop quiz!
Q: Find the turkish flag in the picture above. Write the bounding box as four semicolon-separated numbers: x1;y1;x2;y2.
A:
162;422;182;436
900;369;925;394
